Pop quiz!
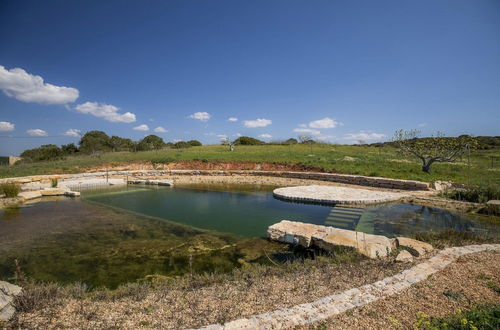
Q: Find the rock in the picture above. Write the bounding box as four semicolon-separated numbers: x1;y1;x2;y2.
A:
396;237;433;257
18;190;42;200
267;220;324;247
267;220;396;258
0;281;22;322
40;188;69;196
395;250;413;263
313;226;396;259
64;191;80;197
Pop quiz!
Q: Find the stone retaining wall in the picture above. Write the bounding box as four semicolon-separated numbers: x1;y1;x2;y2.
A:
0;169;430;191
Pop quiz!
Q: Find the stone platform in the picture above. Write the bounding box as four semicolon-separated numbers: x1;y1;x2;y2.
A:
273;185;407;205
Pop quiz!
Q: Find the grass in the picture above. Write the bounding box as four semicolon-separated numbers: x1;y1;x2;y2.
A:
415;305;500;329
1;144;499;185
0;182;20;197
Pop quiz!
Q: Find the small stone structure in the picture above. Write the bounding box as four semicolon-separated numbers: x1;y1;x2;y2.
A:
0;281;21;322
199;244;499;330
128;179;173;186
267;220;433;259
273;185;407;205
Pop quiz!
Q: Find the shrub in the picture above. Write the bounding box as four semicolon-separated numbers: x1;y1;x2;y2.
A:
173;141;191;149
443;183;500;203
0;182;20;197
187;140;202;146
51;178;58;188
234;136;265;145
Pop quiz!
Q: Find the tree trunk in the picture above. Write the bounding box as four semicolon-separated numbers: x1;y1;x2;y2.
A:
422;159;433;173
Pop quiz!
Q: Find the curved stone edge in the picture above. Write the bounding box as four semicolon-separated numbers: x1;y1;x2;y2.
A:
197;244;500;330
0;169;431;191
273;186;407;205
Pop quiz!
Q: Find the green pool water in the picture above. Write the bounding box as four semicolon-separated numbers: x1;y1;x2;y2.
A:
0;183;497;288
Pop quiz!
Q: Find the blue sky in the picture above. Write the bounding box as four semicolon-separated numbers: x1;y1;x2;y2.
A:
1;0;499;155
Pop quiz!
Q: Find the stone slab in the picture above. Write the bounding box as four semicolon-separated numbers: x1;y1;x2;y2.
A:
273;185;407;205
18;190;42;200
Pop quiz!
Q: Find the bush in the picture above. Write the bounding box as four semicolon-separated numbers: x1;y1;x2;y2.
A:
173;141;191;149
187;140;202;146
444;183;500;203
0;182;20;197
20;144;64;162
414;305;500;329
234;136;265;145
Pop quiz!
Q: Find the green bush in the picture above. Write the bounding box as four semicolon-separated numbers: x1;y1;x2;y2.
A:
0;182;20;197
234;136;265;145
444;183;500;203
187;140;202;146
414;305;500;329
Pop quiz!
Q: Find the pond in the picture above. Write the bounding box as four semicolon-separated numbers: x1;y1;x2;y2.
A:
0;183;498;288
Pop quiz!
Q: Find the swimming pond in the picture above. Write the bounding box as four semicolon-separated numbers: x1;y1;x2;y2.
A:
0;183;497;287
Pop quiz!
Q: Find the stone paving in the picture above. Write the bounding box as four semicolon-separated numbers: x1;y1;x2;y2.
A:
199;244;500;330
273;185;407;205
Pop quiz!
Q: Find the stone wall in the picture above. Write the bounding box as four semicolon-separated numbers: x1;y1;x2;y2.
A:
0;169;430;191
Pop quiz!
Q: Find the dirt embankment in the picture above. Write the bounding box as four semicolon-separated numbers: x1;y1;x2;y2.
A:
88;160;326;173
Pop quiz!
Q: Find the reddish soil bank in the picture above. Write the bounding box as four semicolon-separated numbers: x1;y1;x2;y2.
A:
89;161;327;173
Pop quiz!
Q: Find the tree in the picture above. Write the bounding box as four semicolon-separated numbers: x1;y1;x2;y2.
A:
221;137;235;151
79;131;112;154
173;141;191;149
234;136;265;145
187;140;202;146
20;144;63;161
61;143;79;154
110;136;135;152
137;135;166;151
394;129;477;173
298;135;315;144
284;138;298;145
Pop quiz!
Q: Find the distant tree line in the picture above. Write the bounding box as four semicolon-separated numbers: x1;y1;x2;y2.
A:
19;130;203;162
369;135;500;150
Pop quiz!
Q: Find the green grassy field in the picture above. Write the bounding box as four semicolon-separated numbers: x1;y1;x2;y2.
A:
1;144;499;184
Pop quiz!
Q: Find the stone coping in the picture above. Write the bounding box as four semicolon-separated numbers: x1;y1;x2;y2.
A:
198;244;500;330
273;185;407;205
0;169;430;191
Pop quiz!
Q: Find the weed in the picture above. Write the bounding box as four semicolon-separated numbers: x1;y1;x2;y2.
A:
0;182;20;197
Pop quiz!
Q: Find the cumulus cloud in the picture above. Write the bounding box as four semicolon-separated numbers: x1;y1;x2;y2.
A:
243;118;272;128
0;121;15;132
343;132;386;141
27;128;48;136
258;133;272;139
153;126;167;133
234;133;242;137
293;128;321;135
0;65;79;104
133;124;149;131
74;102;136;123
189;112;211;121
217;134;228;140
63;129;81;137
227;117;238;122
308;117;341;129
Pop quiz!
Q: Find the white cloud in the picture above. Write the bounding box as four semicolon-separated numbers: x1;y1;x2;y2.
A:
154;126;167;133
243;118;272;128
189;112;211;121
133;124;149;131
234;133;242;137
258;133;272;139
343;132;386;141
0;121;15;132
317;135;336;141
308;117;341;129
0;65;79;104
63;129;81;137
418;123;427;127
27;128;48;136
293;128;321;135
217;134;228;140
74;102;136;123
227;117;238;122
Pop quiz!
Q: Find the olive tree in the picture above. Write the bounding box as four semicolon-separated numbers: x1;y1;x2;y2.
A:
394;129;477;173
221;137;235;151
